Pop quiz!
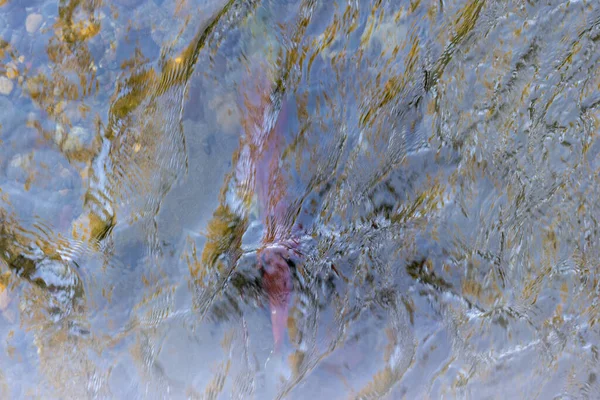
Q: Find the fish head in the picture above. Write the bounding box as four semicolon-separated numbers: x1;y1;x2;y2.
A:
258;244;294;350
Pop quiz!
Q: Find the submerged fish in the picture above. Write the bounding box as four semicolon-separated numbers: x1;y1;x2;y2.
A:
237;65;301;350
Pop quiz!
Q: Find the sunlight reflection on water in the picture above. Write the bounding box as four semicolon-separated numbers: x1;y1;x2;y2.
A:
1;0;600;398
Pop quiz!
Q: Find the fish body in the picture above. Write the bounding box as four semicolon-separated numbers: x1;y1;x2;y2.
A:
237;66;299;349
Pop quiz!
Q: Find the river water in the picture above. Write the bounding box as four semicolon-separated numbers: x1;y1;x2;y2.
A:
1;0;600;398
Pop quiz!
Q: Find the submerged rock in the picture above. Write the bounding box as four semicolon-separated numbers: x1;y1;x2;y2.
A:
25;13;43;34
208;91;240;135
54;124;93;153
0;77;14;95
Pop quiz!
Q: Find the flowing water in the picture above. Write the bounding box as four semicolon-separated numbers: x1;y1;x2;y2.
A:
1;0;600;398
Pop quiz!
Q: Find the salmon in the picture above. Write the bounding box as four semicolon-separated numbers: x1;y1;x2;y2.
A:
238;65;299;350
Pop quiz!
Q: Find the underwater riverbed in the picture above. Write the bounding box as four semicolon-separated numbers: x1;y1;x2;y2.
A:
1;0;600;398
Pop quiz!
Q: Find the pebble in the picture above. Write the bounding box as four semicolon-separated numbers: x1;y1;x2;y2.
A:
59;166;72;179
6;153;33;182
0;276;10;311
64;103;83;124
27;112;37;124
5;62;18;79
25;13;43;34
57;125;92;152
72;211;110;242
0;76;14;95
54;123;65;145
9;153;32;170
209;92;240;135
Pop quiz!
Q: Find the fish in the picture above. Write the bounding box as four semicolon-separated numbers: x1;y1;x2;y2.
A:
237;64;301;350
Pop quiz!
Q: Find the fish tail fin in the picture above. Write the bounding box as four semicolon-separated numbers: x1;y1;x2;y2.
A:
270;301;289;352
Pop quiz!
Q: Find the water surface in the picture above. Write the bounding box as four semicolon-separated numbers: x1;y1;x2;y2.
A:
1;0;600;398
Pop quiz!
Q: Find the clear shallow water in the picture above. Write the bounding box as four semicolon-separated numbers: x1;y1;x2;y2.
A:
1;0;600;398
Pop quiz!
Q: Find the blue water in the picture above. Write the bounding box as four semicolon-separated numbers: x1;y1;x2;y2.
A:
1;0;600;398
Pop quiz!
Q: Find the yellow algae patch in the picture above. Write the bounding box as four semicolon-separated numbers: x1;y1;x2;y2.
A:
0;272;11;311
0;272;15;323
72;211;115;243
5;62;18;80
